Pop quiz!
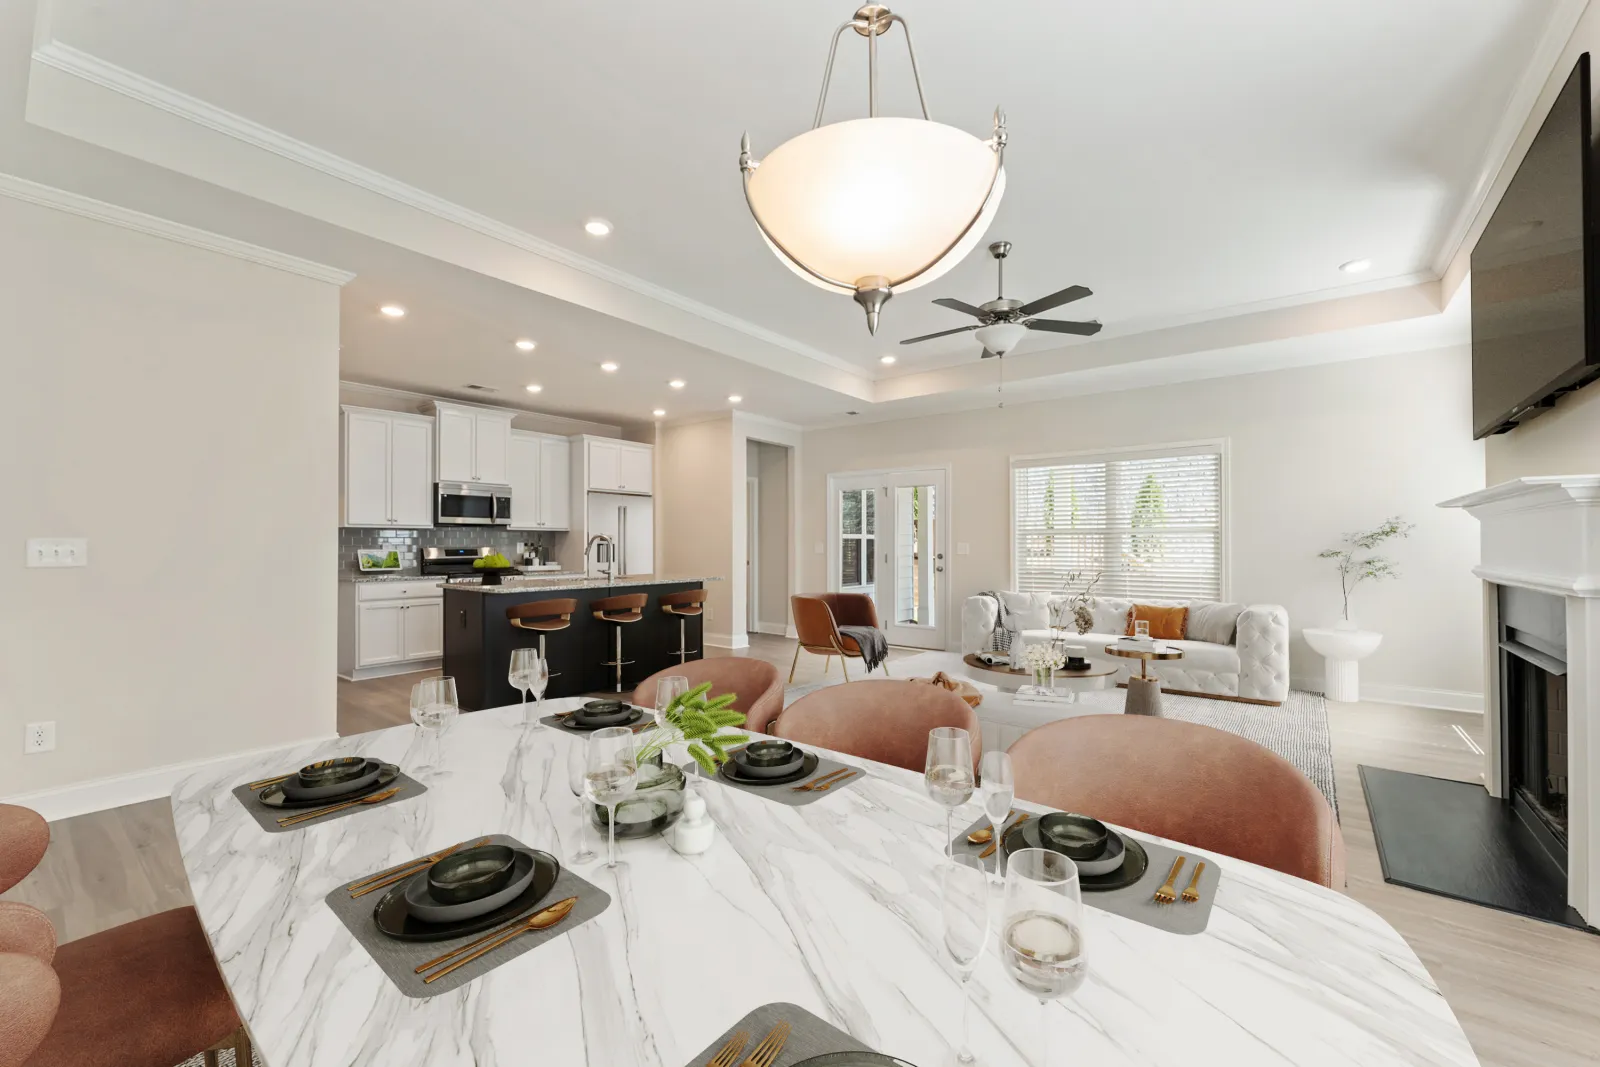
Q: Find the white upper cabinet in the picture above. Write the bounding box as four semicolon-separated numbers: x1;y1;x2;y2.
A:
539;436;572;528
507;432;542;529
587;439;620;492
342;407;434;528
586;439;652;494
617;444;653;494
508;430;572;530
432;402;513;484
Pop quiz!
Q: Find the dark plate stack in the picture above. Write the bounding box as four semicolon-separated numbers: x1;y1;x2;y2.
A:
258;757;400;809
719;740;818;786
375;844;563;942
563;700;645;731
1001;811;1147;891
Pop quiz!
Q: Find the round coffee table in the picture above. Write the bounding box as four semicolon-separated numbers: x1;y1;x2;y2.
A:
961;653;1118;699
1103;643;1185;716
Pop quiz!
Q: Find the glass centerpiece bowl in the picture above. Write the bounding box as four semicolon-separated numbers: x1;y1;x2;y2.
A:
590;753;687;839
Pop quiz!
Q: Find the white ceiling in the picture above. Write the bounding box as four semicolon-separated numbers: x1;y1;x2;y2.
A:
8;0;1583;425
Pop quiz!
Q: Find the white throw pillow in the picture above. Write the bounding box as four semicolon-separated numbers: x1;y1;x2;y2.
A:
1090;597;1133;635
999;590;1051;632
1187;602;1245;645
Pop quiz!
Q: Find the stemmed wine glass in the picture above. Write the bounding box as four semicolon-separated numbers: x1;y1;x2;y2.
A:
979;750;1016;877
584;726;638;870
508;648;549;722
941;855;992;1065
925;727;975;858
566;738;598;865
652;674;690;728
408;676;459;767
1001;848;1089;1067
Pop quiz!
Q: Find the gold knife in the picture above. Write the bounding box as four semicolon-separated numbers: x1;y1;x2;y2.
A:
420;897;579;983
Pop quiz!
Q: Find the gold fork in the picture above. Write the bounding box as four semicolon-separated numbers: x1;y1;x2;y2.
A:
276;787;400;827
809;770;857;793
348;837;491;898
1181;860;1206;903
706;1030;750;1067
1153;857;1185;904
738;1021;791;1067
790;768;850;792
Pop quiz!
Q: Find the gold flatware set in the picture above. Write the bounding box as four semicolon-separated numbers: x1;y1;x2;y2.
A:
346;837;492;899
978;812;1030;859
415;896;579;984
738;1021;791;1067
790;768;857;792
705;1029;750;1067
1153;856;1206;905
275;787;400;827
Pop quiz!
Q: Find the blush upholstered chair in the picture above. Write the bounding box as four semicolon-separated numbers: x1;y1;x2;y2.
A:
789;593;890;683
1006;716;1344;888
633;658;786;735
774;680;980;774
0;805;252;1067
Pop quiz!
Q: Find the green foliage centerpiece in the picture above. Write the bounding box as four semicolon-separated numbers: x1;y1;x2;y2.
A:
633;681;750;775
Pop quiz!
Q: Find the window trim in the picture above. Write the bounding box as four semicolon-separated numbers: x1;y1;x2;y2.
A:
1008;438;1230;601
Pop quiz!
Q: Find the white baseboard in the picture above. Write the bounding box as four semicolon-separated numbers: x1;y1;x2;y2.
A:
1295;676;1483;714
752;620;788;637
704;631;750;650
338;659;441;682
1;734;340;822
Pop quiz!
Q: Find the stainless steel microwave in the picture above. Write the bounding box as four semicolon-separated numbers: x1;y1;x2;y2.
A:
435;481;512;525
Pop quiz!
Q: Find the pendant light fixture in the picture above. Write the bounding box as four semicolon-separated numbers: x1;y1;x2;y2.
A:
739;5;1008;334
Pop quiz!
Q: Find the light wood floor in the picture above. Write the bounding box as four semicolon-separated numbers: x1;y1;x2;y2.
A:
6;634;1597;1066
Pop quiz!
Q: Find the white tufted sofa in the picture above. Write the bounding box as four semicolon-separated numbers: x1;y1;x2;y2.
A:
961;593;1290;706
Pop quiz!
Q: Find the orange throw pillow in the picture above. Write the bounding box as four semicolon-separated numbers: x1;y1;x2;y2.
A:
1125;604;1188;641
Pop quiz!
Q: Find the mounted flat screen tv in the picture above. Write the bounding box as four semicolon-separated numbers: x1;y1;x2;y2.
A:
1472;53;1600;439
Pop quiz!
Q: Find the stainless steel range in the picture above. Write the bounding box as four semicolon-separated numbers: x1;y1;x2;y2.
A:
421;546;494;583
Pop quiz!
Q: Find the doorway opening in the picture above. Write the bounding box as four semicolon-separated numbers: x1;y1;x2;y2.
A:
827;467;949;650
746;440;793;637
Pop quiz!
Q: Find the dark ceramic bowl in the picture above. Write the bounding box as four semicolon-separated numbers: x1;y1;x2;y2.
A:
427;845;518;904
296;757;370;787
1038;812;1109;860
404;849;540;923
742;740;797;767
574;700;633;726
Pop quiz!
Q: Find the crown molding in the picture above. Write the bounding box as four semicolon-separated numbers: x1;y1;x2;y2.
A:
0;170;355;284
29;40;861;380
338;378;628;434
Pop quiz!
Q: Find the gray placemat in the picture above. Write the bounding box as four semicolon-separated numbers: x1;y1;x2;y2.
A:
687;748;862;807
324;833;610;999
539;706;657;735
230;768;427;834
683;1002;882;1067
953;812;1222;935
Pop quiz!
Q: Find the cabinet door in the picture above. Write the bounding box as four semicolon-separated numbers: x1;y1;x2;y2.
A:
402;601;444;660
506;432;542;529
539;437;571;529
474;414;512;485
344;411;392;525
436;407;476;483
588;439;620;491
356;603;406;666
389;418;434;526
618;445;653;494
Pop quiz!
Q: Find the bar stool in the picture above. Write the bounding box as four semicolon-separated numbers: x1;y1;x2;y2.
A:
659;589;706;664
593;593;648;693
506;598;576;681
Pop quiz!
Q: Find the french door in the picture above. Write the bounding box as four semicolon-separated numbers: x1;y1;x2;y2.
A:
828;468;948;650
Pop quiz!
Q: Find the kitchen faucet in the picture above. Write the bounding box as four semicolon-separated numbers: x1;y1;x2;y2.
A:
585;533;615;581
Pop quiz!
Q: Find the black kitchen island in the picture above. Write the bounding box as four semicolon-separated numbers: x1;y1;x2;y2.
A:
442;576;713;710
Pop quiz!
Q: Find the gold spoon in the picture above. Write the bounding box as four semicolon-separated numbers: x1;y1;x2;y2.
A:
967;810;1016;844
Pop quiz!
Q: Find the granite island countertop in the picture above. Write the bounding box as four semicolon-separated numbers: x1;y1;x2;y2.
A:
443;573;721;594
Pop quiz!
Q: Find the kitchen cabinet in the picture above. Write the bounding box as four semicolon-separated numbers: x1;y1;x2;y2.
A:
587;439;620;492
586;439;652;494
433;401;514;484
339;580;446;678
356;602;405;666
508;431;572;530
401;600;443;659
341;407;434;527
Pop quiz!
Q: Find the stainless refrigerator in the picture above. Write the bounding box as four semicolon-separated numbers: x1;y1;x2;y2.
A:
586;492;654;578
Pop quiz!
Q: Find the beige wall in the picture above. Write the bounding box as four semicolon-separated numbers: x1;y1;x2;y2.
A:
658;417;734;641
747;439;792;631
1485;382;1600;483
801;345;1488;706
0;194;340;800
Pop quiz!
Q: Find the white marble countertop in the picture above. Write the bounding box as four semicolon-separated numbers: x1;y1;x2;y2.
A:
444;573;720;594
172;700;1478;1067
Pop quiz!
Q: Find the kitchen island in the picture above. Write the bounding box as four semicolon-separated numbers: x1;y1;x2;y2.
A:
442;575;718;707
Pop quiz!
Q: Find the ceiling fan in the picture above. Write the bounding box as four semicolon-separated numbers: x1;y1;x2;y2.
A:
899;241;1101;358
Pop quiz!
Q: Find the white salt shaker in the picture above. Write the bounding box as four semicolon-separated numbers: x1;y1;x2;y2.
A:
670;786;716;855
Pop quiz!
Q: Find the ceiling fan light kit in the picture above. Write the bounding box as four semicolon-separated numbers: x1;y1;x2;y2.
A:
739;4;1007;334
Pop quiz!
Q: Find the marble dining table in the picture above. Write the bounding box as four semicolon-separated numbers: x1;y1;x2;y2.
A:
171;697;1480;1067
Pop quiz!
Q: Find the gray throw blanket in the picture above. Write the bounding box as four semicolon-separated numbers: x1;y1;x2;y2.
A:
979;590;1014;654
838;625;889;674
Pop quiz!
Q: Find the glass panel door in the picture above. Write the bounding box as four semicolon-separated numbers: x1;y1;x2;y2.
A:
828;469;947;651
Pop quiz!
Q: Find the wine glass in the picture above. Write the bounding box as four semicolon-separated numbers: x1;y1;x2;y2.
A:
979;750;1016;876
941;855;992;1064
653;674;690;729
409;676;459;765
566;738;597;864
1001;848;1089;1067
925;727;975;859
509;648;549;722
584;726;638;869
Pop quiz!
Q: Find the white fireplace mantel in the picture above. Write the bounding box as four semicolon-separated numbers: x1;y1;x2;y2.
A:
1439;475;1600;596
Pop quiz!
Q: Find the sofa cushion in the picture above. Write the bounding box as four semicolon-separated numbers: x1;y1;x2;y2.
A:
1127;604;1188;640
999;591;1051;633
1188;601;1245;645
1090;597;1133;635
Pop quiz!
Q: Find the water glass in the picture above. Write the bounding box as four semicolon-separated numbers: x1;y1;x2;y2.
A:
409;676;459;764
924;727;975;858
1001;848;1089;1067
1134;619;1150;641
584;726;638;869
941;855;992;1064
979;750;1016;875
653;674;691;728
565;738;597;864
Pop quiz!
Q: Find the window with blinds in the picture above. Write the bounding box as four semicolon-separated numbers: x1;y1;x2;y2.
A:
1012;446;1224;600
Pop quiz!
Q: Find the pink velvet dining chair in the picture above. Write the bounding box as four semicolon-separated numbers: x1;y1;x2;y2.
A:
773;680;981;774
1006;716;1345;888
633;658;786;735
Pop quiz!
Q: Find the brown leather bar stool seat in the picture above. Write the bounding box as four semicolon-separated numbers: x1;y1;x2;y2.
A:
659;589;707;664
592;593;648;693
507;598;577;680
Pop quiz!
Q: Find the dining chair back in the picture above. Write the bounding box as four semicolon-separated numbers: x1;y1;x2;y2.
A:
788;593;889;683
633;658;785;734
1007;715;1345;888
0;804;48;894
774;680;980;774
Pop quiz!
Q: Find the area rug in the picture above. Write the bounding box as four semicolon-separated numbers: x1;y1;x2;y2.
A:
175;1050;261;1067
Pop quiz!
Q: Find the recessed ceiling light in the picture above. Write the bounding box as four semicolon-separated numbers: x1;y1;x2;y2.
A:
669;379;686;389
1339;259;1372;274
515;339;536;351
380;304;406;317
728;395;743;403
880;354;896;365
525;384;543;394
652;408;666;418
585;218;613;237
600;361;619;373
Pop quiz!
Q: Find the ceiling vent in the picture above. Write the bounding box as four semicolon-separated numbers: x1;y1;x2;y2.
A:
462;383;499;392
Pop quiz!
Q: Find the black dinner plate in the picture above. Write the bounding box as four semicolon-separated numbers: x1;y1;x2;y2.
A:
259;763;399;808
562;705;645;731
373;849;562;942
790;1054;918;1067
278;759;383;802
1002;819;1149;892
718;751;820;787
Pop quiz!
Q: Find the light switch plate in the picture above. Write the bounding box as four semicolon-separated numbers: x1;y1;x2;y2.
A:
27;538;88;567
957;542;971;555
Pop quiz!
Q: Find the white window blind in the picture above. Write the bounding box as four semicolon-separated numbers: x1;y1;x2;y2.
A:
1012;446;1223;600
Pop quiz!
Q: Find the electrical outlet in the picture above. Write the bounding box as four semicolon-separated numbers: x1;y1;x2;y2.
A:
24;721;55;754
705;605;714;622
27;538;88;567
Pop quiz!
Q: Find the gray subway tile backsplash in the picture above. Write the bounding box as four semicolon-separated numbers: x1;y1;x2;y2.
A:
339;527;552;577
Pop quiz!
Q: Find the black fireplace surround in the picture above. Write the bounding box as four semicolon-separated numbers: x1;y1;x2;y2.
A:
1499;585;1570;869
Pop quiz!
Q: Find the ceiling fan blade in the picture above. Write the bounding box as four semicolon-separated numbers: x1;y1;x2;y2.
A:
932;297;988;319
1025;319;1103;336
899;324;981;345
1016;285;1093;317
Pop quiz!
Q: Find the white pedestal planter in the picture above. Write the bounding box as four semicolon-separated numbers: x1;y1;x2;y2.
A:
1302;626;1383;702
